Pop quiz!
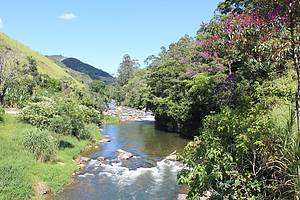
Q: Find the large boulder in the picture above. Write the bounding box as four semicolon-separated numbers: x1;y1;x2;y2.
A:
116;149;133;160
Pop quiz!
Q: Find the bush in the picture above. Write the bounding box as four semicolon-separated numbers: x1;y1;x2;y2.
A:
19;100;55;128
0;106;4;122
79;123;100;141
178;107;276;199
80;105;102;124
23;128;58;162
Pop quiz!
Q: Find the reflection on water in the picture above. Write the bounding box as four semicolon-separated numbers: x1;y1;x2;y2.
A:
56;121;188;200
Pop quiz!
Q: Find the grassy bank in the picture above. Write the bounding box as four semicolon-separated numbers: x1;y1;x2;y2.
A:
103;115;121;124
0;115;101;200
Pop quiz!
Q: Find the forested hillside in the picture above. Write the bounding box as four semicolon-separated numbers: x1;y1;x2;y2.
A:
111;0;300;199
62;57;114;83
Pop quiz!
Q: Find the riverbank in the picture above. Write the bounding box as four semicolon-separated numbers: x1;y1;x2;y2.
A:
0;114;102;200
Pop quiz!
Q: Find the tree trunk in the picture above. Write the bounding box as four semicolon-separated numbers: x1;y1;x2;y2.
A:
296;68;300;137
0;93;4;106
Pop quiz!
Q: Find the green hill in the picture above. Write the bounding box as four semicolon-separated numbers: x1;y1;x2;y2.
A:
46;55;94;85
0;32;81;85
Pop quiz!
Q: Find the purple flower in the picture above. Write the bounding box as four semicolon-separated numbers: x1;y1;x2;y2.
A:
201;67;214;72
216;64;225;69
197;52;211;60
195;40;202;47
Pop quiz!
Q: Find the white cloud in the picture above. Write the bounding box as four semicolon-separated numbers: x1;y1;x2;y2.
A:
59;13;78;20
0;18;3;28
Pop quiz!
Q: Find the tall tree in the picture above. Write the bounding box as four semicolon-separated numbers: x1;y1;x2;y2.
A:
117;54;140;86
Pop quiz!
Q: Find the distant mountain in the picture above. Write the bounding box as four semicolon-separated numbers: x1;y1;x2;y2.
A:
46;55;92;85
62;57;113;83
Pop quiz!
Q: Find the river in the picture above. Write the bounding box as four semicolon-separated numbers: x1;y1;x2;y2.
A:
56;121;189;200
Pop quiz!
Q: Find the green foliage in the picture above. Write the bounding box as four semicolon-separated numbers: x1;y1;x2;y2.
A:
19;97;102;139
117;54;140;86
80;105;102;125
89;80;106;94
103;115;121;124
22;128;58;162
80;123;100;141
122;69;151;109
179;107;289;199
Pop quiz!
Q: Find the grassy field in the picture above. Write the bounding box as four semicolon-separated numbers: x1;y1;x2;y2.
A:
0;32;82;86
0;115;101;200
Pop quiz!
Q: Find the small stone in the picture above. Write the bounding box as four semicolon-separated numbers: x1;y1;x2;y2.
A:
80;157;91;163
100;138;111;143
78;163;85;169
96;156;106;161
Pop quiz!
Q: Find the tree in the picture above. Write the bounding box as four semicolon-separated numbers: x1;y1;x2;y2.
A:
0;54;19;105
0;54;40;106
89;80;105;94
116;54;140;86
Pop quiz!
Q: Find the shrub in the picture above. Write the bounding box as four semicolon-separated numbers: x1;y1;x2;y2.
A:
80;105;102;124
178;107;276;199
79;123;100;141
23;128;58;162
19;96;102;139
49;115;73;135
19;100;55;128
0;106;4;122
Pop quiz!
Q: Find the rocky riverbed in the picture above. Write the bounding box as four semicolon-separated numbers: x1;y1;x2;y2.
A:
104;106;155;122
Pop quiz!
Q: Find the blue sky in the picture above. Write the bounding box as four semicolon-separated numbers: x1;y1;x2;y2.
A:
0;0;220;74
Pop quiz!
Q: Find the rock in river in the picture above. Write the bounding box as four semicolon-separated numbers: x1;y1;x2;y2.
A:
165;150;177;161
100;138;111;143
96;156;106;161
116;149;133;160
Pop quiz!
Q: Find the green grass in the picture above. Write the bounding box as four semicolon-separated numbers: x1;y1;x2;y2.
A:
0;115;101;200
103;115;121;124
0;32;82;87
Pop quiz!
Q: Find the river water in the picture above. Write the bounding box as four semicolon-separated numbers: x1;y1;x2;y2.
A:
56;121;189;200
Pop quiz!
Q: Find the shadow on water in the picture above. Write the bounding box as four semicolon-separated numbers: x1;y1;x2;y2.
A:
56;121;189;200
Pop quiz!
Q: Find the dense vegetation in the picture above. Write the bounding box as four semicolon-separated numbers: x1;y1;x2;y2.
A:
0;32;109;199
112;0;300;199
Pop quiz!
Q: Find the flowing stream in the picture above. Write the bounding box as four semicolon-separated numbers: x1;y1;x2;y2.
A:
56;121;188;200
